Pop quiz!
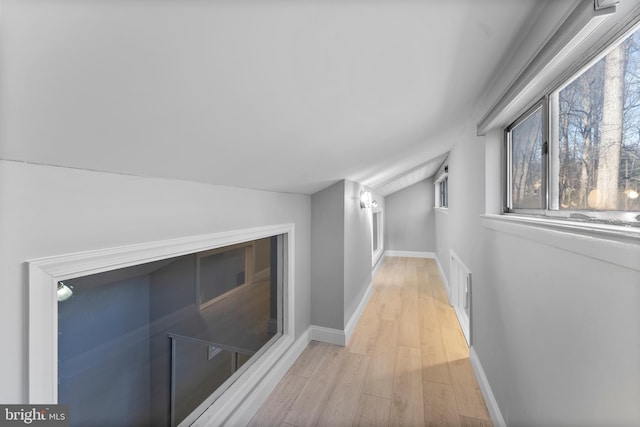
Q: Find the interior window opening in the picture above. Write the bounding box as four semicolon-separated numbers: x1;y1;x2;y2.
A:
57;235;285;427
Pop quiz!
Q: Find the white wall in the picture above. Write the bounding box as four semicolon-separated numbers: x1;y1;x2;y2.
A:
465;2;640;422
478;218;640;425
310;181;345;330
434;121;640;425
385;178;435;253
0;160;311;404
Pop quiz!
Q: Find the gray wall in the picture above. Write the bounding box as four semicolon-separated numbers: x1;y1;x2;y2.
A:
310;181;345;330
433;159;451;279
311;180;377;330
343;180;374;327
433;121;640;425
385;178;435;253
0;160;311;404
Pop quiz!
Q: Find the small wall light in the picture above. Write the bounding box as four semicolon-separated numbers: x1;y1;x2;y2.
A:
57;282;73;302
359;191;377;209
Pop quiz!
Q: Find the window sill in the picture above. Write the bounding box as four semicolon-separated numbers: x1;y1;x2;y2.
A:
482;214;640;271
434;207;449;214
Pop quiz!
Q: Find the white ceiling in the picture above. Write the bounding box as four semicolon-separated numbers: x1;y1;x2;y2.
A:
374;153;448;197
1;0;561;195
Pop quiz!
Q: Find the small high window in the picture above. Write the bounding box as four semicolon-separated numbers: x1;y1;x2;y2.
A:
436;173;448;208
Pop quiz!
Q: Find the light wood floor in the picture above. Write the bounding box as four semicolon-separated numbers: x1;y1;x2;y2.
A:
248;257;493;427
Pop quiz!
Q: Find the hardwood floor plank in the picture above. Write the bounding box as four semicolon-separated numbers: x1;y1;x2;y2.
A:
449;359;491;421
283;345;347;426
362;320;398;399
459;415;494;427
380;287;402;321
404;258;419;291
316;352;370;427
286;340;330;378
374;259;392;287
398;289;421;349
250;257;493;427
247;374;307;427
419;295;443;344
435;301;461;330
432;286;451;307
390;346;424;427
416;262;433;297
349;292;382;355
353;393;391;427
421;338;452;385
423;381;460;427
349;312;381;355
441;327;469;361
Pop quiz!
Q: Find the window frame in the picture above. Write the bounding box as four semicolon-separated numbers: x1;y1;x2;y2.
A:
26;223;296;426
504;24;640;228
371;207;384;266
505;99;548;213
435;172;449;209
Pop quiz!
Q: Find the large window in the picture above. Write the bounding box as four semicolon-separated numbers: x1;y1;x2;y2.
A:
506;24;640;225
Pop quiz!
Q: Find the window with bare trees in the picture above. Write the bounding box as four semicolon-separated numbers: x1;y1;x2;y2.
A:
507;104;544;210
506;24;640;226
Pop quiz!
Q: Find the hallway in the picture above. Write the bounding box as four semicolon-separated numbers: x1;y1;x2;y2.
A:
249;256;492;426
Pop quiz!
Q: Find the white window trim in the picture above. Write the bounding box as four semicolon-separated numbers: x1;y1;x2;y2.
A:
501;11;640;228
478;0;632;135
27;224;296;426
482;214;640;271
371;208;384;267
435;172;449;209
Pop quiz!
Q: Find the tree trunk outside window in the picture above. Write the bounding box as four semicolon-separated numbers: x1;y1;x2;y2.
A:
596;43;626;210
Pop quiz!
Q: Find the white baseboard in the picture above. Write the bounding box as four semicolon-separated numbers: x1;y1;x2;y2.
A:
309;325;346;346
470;346;506;427
344;281;373;346
454;306;470;346
372;255;384;277
215;329;311;427
310;278;374;348
385;250;436;258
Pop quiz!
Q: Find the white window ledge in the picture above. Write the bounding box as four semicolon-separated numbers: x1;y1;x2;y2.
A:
434;207;449;214
482;214;640;272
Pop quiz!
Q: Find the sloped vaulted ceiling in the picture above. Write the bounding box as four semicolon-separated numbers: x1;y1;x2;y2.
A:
0;0;571;195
